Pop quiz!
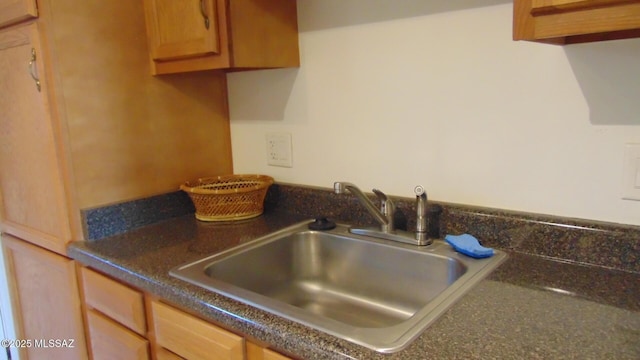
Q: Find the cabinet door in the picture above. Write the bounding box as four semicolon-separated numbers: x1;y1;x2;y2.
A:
514;0;640;43
143;0;220;61
0;0;37;29
145;0;299;74
2;234;87;360
0;23;72;254
150;300;244;360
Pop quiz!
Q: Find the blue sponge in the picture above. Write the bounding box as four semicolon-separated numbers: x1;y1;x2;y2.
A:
445;234;494;259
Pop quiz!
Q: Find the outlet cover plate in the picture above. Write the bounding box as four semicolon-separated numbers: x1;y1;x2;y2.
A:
266;132;293;168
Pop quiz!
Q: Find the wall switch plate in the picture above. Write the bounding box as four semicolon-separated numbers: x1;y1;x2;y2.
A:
622;143;640;201
266;132;293;167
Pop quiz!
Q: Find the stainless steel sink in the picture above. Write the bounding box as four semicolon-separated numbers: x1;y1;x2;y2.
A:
171;221;506;353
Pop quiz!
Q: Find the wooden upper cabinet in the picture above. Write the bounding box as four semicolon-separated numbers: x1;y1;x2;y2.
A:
0;23;72;254
0;0;233;248
0;0;37;29
145;0;220;61
142;0;300;74
514;0;640;44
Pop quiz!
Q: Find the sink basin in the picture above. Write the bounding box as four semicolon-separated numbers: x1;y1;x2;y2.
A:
171;221;506;352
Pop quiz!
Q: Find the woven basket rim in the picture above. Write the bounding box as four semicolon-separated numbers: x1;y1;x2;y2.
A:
180;174;274;195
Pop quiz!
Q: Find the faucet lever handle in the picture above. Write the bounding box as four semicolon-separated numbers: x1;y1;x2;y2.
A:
372;188;387;201
372;189;394;216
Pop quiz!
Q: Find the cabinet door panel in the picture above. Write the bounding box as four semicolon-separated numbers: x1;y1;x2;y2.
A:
514;0;640;43
151;300;244;360
2;235;87;360
0;0;37;29
0;23;71;254
532;0;632;12
534;2;640;38
144;0;220;61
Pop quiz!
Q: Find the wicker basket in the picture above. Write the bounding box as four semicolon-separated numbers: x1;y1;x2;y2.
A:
180;174;274;222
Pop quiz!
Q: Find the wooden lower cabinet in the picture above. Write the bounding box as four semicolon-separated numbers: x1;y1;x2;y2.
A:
80;267;292;360
1;234;88;360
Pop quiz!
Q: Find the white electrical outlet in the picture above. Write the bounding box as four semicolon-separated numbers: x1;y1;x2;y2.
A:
266;132;293;167
622;143;640;201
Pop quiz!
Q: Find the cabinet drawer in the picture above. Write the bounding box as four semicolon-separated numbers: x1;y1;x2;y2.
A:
156;347;185;360
81;267;146;335
87;309;150;360
263;348;292;360
246;342;292;360
151;300;244;360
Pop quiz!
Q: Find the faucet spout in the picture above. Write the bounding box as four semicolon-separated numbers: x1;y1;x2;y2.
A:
334;182;389;227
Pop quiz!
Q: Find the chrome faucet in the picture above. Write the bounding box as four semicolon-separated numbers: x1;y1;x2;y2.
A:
334;182;395;233
333;182;432;246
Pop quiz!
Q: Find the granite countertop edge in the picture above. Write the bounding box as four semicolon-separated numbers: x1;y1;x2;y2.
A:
67;211;640;360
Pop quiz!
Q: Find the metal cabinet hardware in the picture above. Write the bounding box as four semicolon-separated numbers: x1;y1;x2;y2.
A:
28;48;41;92
199;0;210;29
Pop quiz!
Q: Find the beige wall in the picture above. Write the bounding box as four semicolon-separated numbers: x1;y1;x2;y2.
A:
227;1;640;226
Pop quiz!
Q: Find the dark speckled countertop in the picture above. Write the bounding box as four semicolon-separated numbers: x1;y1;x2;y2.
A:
68;184;640;359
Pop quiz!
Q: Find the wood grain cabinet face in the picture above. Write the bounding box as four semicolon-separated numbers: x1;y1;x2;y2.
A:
0;22;72;254
80;267;147;335
155;347;186;360
1;0;233;247
1;234;87;360
0;0;37;29
86;310;150;360
144;0;220;61
142;0;299;74
80;267;151;359
246;342;292;360
151;300;245;360
78;271;294;360
262;348;292;360
514;0;640;44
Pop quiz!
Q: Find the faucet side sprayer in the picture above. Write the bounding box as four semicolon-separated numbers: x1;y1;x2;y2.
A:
414;185;432;245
